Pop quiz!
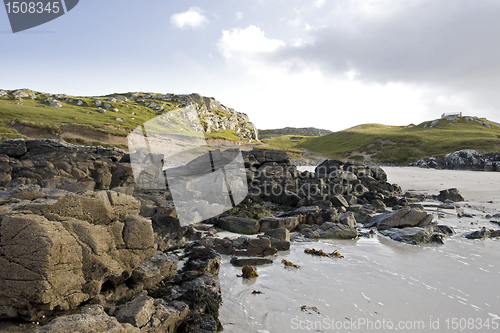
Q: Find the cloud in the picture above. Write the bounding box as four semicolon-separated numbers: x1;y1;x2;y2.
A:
314;0;325;8
217;25;286;75
259;0;500;111
236;12;243;20
170;7;209;30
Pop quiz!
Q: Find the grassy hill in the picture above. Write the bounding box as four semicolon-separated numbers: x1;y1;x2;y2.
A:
0;89;249;149
258;116;500;165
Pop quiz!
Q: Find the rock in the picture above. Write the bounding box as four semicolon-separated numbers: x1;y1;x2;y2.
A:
370;166;388;182
0;208;155;321
367;206;434;230
104;102;112;109
10;184;46;200
264;228;290;241
117;118;124;122
181;245;221;278
152;207;182;238
131;252;178;289
330;194;349;208
305;223;358;239
464;228;500;239
32;305;139;333
49;100;62;108
95;100;102;106
437;188;465;202
140;301;189;333
218;216;260;234
339;211;357;228
16;190;140;225
259;216;300;232
98;107;106;113
77;99;83;105
230;257;273;266
115;96;128;101
380;225;454;244
246;238;271;256
113;108;120;112
0;139;27;157
115;295;156;328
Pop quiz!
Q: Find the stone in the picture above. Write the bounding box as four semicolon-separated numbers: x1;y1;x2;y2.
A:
367;206;434;230
131;252;178;289
330;194;349;208
97;107;106;113
140;301;189;333
437;188;465;202
113;108;120;112
339;211;357;228
464;228;500;239
0;139;27;157
218;216;260;234
264;228;290;241
115;295;155;328
230;257;273;266
104;102;112;109
117;118;124;122
77;99;83;105
370;166;388;182
49;100;62;108
32;305;139;333
305;223;358;239
380;225;454;244
259;216;300;232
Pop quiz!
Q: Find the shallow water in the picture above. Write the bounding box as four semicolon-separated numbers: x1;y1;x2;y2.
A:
219;167;500;333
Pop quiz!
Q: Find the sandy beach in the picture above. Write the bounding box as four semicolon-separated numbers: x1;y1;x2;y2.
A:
218;167;500;333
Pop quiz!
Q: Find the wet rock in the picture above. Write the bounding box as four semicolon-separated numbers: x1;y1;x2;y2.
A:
141;300;189;333
264;227;290;241
305;223;358;239
464;228;500;239
181;245;221;279
259;216;300;232
437;188;465;202
218;216;260;235
367;206;434;230
380;225;454;244
152;206;182;238
230;257;273;266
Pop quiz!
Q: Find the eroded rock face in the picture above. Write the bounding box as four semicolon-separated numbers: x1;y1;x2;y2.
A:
0;192;155;321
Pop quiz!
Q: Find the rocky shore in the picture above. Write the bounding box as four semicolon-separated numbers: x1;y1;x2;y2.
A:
409;149;500;171
0;139;498;332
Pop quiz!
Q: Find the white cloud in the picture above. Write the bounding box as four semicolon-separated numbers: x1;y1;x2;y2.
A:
236;12;243;20
217;26;286;75
170;7;209;30
315;0;325;8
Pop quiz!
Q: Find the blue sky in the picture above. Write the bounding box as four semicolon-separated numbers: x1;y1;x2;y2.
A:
2;0;500;131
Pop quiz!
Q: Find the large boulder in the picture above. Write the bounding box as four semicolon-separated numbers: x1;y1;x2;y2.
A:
0;209;155;321
437;188;465;202
380;225;454;244
367;206;434;230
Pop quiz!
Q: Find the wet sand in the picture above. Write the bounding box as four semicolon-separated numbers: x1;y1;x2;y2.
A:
219;167;500;333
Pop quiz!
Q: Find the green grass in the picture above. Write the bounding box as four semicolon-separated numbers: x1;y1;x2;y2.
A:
256;135;310;153
257;118;500;165
0;90;244;145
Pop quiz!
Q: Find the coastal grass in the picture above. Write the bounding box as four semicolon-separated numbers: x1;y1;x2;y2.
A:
0;91;244;144
258;118;500;165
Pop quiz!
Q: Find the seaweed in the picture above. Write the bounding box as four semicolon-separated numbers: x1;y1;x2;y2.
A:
301;305;321;315
238;265;258;278
282;259;300;270
304;248;344;258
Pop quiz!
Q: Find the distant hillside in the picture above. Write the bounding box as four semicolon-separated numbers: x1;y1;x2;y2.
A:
258;116;500;165
0;89;258;149
259;127;331;139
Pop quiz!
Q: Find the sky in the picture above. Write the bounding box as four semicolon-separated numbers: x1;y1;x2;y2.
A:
1;0;500;131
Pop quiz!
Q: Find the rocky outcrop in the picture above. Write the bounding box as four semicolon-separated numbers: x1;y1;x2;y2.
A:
437;188;465;202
